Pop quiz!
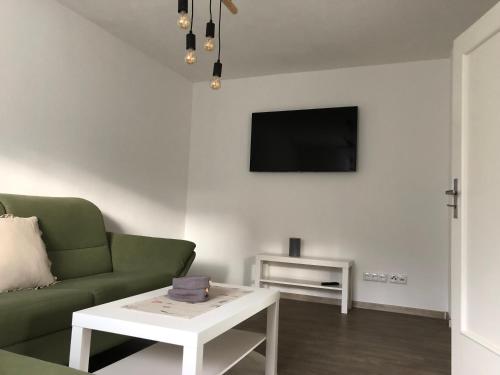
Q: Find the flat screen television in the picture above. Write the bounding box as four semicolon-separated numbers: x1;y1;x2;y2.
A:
250;106;358;172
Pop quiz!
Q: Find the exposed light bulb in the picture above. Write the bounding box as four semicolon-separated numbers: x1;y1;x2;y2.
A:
185;49;197;64
185;32;197;64
177;12;190;30
204;37;215;51
204;20;216;51
210;60;222;89
210;76;221;90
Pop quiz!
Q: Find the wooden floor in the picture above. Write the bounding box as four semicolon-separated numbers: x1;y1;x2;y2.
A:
239;299;451;375
90;299;451;375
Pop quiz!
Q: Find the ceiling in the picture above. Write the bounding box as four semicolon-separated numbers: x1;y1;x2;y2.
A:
57;0;498;82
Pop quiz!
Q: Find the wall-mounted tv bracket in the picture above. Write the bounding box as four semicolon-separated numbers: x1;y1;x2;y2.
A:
445;178;459;219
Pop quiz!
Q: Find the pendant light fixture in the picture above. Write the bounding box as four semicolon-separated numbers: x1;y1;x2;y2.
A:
210;0;223;89
184;0;197;64
210;60;222;90
177;0;190;30
176;0;237;89
204;0;215;51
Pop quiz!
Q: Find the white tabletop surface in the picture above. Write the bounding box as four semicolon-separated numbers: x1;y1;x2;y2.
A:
72;283;279;345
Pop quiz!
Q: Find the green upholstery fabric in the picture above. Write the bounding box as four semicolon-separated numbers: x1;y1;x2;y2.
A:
4;330;73;366
0;350;88;375
0;194;112;280
108;233;196;274
0;289;93;348
0;194;196;365
4;329;131;366
48;246;111;281
52;272;173;306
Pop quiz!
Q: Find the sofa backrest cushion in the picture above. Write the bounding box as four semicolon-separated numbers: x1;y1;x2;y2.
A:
0;194;112;280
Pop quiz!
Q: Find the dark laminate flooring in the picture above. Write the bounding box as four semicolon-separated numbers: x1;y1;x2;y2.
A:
90;299;451;375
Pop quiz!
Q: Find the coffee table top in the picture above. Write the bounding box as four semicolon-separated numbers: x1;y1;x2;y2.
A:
72;283;279;346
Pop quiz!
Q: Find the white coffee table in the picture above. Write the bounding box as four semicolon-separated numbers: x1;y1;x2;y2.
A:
68;283;280;375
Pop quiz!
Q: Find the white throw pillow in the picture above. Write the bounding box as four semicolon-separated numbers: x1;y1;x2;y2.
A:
0;215;56;292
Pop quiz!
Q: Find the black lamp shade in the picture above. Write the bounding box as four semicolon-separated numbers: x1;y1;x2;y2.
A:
178;0;188;13
206;21;215;38
213;61;222;77
186;32;196;50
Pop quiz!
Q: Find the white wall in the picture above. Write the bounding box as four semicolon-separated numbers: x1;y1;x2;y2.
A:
0;1;451;311
185;60;451;312
0;0;193;238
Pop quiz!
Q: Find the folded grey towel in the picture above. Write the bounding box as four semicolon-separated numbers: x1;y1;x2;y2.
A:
172;276;210;290
168;288;208;303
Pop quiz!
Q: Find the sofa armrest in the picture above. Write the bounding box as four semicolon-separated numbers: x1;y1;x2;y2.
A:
0;350;88;375
107;232;196;276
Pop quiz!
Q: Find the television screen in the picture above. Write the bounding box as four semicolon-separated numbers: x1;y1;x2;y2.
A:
250;106;358;172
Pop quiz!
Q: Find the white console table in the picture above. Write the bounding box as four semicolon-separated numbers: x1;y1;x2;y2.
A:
255;254;353;314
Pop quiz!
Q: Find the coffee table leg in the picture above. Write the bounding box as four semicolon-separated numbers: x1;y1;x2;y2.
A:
69;326;91;371
182;341;203;375
265;301;279;375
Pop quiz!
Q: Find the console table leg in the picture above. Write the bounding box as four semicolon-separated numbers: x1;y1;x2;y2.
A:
182;341;203;375
255;259;262;287
348;267;353;310
341;267;349;314
69;326;91;371
266;300;279;375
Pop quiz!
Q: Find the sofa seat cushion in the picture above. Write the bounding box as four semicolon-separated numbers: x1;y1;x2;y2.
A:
0;349;88;375
53;272;173;306
0;289;93;348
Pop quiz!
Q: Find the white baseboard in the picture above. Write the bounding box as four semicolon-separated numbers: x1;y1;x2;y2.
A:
280;292;449;320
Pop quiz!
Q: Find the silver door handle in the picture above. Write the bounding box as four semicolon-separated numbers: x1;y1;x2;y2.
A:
446;178;459;219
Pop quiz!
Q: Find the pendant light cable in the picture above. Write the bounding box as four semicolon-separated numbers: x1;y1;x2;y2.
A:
209;0;213;22
190;0;194;32
217;0;222;61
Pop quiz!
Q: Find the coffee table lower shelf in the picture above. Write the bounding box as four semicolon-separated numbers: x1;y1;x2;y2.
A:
95;329;266;375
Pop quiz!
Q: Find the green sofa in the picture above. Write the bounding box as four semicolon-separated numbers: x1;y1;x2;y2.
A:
0;193;196;366
0;350;88;375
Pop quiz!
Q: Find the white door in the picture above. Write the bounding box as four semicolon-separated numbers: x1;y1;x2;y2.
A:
451;2;500;374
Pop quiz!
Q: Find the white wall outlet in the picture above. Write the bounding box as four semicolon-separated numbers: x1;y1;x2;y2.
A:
363;272;388;282
389;273;408;284
377;273;388;283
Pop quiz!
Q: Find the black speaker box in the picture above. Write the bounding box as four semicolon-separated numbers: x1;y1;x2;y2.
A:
289;238;301;257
